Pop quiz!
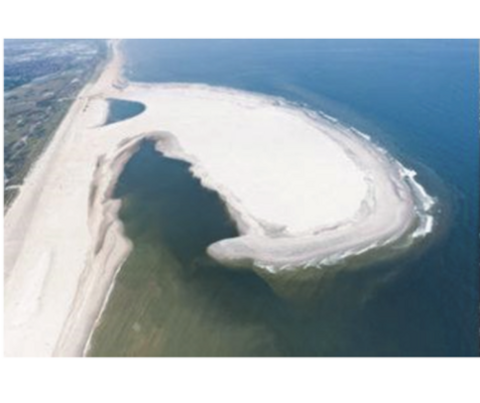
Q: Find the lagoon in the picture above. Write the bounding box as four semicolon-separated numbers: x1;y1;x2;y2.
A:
89;40;479;356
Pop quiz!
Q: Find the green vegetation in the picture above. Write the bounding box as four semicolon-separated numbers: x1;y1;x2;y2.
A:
4;39;107;211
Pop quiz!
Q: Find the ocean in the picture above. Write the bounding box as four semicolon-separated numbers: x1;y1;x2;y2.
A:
89;39;479;356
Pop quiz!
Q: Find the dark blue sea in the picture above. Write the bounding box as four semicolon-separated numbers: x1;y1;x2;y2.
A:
95;40;479;356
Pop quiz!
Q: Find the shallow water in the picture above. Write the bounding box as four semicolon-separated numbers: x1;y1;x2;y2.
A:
104;98;145;125
90;40;479;356
88;140;447;356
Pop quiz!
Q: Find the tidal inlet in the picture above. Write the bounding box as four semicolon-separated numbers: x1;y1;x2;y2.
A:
4;39;479;357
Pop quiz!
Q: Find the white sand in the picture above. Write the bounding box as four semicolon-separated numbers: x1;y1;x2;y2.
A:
3;41;434;356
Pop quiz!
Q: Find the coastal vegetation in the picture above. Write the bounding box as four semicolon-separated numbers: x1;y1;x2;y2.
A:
4;39;107;209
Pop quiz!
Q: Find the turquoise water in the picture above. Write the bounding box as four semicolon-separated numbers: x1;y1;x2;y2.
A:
100;40;478;356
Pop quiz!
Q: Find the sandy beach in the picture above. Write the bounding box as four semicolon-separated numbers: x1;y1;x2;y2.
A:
4;41;434;357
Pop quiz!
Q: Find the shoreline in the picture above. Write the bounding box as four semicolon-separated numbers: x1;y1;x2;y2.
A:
3;40;110;214
4;40;131;356
4;41;435;356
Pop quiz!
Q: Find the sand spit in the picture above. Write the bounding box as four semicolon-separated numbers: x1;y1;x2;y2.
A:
108;83;434;271
4;42;434;356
